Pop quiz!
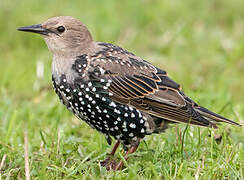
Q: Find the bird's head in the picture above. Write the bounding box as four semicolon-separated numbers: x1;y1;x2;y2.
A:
18;16;93;55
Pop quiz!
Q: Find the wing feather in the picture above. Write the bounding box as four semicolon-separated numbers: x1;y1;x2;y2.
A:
87;42;240;128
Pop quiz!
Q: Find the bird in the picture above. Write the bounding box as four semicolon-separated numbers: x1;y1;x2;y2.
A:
18;16;241;170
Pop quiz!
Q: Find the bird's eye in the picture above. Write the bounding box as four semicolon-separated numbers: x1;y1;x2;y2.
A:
57;26;65;33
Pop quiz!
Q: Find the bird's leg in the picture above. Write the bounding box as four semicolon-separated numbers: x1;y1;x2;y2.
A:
115;144;139;170
100;140;120;170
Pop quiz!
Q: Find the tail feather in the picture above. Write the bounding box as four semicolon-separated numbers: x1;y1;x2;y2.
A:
195;106;241;126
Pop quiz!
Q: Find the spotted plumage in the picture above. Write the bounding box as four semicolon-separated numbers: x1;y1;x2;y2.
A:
18;16;241;170
52;53;149;146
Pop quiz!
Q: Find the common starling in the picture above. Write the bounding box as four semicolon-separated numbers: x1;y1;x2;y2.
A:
18;16;240;170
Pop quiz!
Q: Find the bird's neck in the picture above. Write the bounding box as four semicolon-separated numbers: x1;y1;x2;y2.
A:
51;41;97;83
52;53;77;84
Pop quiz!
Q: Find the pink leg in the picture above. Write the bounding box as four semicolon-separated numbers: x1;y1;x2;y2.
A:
100;140;120;170
115;145;139;170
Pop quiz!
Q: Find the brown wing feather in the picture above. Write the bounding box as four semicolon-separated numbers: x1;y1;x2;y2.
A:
89;42;240;127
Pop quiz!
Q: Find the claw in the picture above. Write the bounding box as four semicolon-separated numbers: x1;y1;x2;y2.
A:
100;157;117;171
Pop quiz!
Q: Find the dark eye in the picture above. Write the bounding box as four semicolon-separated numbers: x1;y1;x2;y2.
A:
57;26;65;33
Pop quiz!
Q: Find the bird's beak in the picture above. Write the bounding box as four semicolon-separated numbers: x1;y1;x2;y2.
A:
17;24;49;35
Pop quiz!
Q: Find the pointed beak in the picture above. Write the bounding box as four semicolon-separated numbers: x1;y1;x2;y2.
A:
17;24;49;35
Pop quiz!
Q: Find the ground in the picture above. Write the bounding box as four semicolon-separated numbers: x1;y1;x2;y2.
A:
0;0;243;179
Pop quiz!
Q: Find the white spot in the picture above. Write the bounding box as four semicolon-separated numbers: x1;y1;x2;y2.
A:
88;82;92;87
109;92;113;96
85;88;89;91
106;114;110;118
103;109;108;113
108;79;112;83
89;97;93;101
114;121;118;125
79;97;83;101
106;83;110;87
81;101;85;105
91;111;95;115
78;92;82;96
67;96;71;100
73;89;77;92
117;117;121;121
87;104;91;108
92;100;96;104
91;115;95;118
95;94;100;98
131;113;135;118
114;126;118;130
78;64;81;68
82;74;85;77
139;112;142;118
98;117;102;120
74;103;78;107
145;122;149;128
80;107;84;110
122;121;127;128
129;133;134;137
99;68;105;74
129;106;133;111
102;97;106;101
60;85;64;89
66;89;70;92
123;128;128;132
103;86;108;90
100;79;105;82
63;79;66;82
98;109;102;113
92;87;96;92
80;84;84;88
129;123;136;129
96;106;100;110
141;128;145;133
110;128;114;131
88;109;91;112
85;94;89;99
124;113;128;117
140;119;144;124
124;107;128;111
109;102;116;107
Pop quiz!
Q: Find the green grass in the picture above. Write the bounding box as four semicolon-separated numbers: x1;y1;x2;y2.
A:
0;0;244;179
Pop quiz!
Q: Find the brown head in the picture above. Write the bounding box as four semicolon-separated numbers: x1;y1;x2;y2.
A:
18;16;93;55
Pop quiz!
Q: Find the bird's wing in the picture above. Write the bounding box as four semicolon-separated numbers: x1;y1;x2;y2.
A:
88;42;240;127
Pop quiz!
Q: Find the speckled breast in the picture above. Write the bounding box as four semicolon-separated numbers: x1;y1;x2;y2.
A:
52;55;149;144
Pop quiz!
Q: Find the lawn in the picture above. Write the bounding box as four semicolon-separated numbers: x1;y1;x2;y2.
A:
0;0;243;179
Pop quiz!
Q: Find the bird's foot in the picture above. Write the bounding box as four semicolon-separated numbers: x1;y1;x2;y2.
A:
100;157;118;171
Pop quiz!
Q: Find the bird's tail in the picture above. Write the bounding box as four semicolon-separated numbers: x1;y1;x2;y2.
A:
194;106;241;127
